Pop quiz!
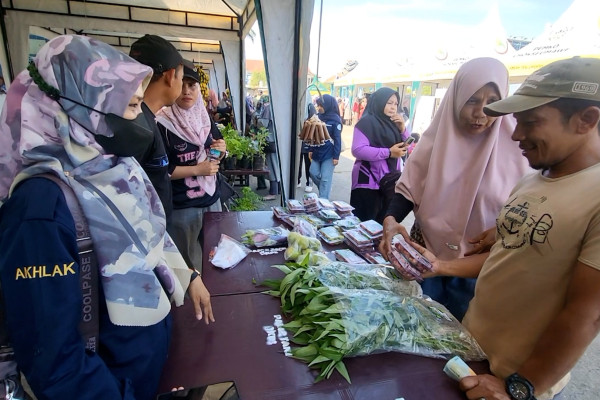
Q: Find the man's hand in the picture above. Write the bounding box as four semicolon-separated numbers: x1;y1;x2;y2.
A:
464;227;496;256
333;159;339;166
196;160;220;176
187;277;215;324
459;374;510;400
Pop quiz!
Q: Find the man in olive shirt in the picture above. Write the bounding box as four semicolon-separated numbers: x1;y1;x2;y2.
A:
391;57;600;400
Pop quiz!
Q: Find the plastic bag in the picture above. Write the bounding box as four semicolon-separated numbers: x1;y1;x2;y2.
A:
209;234;251;269
241;226;290;248
283;231;322;262
293;217;317;238
268;261;485;383
316;262;421;297
314;262;485;360
328;287;485;360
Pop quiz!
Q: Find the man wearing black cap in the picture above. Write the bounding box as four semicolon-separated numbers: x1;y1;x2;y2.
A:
129;34;184;220
130;38;215;342
390;57;600;400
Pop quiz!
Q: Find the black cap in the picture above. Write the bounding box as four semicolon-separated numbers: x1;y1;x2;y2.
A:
129;34;183;74
182;59;200;83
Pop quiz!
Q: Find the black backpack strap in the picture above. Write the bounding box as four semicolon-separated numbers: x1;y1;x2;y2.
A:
39;174;99;353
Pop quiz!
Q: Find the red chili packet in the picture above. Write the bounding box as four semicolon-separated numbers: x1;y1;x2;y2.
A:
343;238;374;255
393;235;433;272
389;249;422;281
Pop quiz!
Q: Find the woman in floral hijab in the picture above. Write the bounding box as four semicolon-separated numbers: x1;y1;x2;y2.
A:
0;35;213;399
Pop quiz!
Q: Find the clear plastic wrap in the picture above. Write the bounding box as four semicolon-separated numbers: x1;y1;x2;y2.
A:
293;217;318;238
315;263;484;361
316;262;421;297
241;226;290;248
283;232;324;263
327;287;485;360
267;261;486;383
318;226;344;245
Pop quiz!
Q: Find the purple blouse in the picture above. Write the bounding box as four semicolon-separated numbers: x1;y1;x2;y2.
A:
351;127;407;190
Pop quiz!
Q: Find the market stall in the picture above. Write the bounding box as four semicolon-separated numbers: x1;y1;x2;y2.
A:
158;208;490;398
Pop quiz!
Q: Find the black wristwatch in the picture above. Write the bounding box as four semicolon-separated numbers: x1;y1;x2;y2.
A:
190;269;200;283
505;373;537;400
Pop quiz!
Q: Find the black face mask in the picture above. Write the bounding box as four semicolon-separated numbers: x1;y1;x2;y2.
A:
96;112;154;158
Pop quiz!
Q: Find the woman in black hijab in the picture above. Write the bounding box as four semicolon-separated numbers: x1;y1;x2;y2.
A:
350;87;408;222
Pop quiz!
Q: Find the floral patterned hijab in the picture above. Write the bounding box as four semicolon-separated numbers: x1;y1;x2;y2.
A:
0;35;190;326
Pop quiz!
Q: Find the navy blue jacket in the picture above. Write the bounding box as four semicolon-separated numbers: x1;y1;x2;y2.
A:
0;178;171;400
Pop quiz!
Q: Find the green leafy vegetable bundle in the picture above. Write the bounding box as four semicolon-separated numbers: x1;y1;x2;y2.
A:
263;261;485;383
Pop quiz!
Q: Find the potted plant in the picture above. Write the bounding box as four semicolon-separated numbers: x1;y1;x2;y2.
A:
237;135;254;170
229;186;263;211
250;127;269;170
220;124;242;170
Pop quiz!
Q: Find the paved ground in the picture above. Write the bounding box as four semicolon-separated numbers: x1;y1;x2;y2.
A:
239;124;599;398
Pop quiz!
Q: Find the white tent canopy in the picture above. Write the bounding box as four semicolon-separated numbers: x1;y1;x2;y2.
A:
508;0;600;76
0;0;314;199
333;3;516;86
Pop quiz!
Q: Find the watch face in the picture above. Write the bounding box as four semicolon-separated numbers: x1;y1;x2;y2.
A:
508;381;530;400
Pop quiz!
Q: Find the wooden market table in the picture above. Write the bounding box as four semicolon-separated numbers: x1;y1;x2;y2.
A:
159;211;490;399
199;211;340;296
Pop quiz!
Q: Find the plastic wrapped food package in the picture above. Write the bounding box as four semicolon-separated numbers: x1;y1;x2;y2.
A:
293;217;318;238
334;216;361;230
359;220;384;237
318;226;344;245
241;226;290;248
334;249;368;264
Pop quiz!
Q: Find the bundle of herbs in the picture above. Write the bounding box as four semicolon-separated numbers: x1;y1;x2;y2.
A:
262;261;485;383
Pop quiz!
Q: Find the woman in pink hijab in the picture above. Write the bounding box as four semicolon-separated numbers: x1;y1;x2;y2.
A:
157;60;227;271
380;57;530;320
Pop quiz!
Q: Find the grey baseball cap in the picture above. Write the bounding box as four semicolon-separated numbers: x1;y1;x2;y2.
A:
484;57;600;116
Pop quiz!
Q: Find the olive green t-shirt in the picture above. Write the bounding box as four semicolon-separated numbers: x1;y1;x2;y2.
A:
463;163;600;400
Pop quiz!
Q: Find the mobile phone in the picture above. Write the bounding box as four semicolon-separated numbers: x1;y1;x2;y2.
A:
403;136;415;146
208;148;222;160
